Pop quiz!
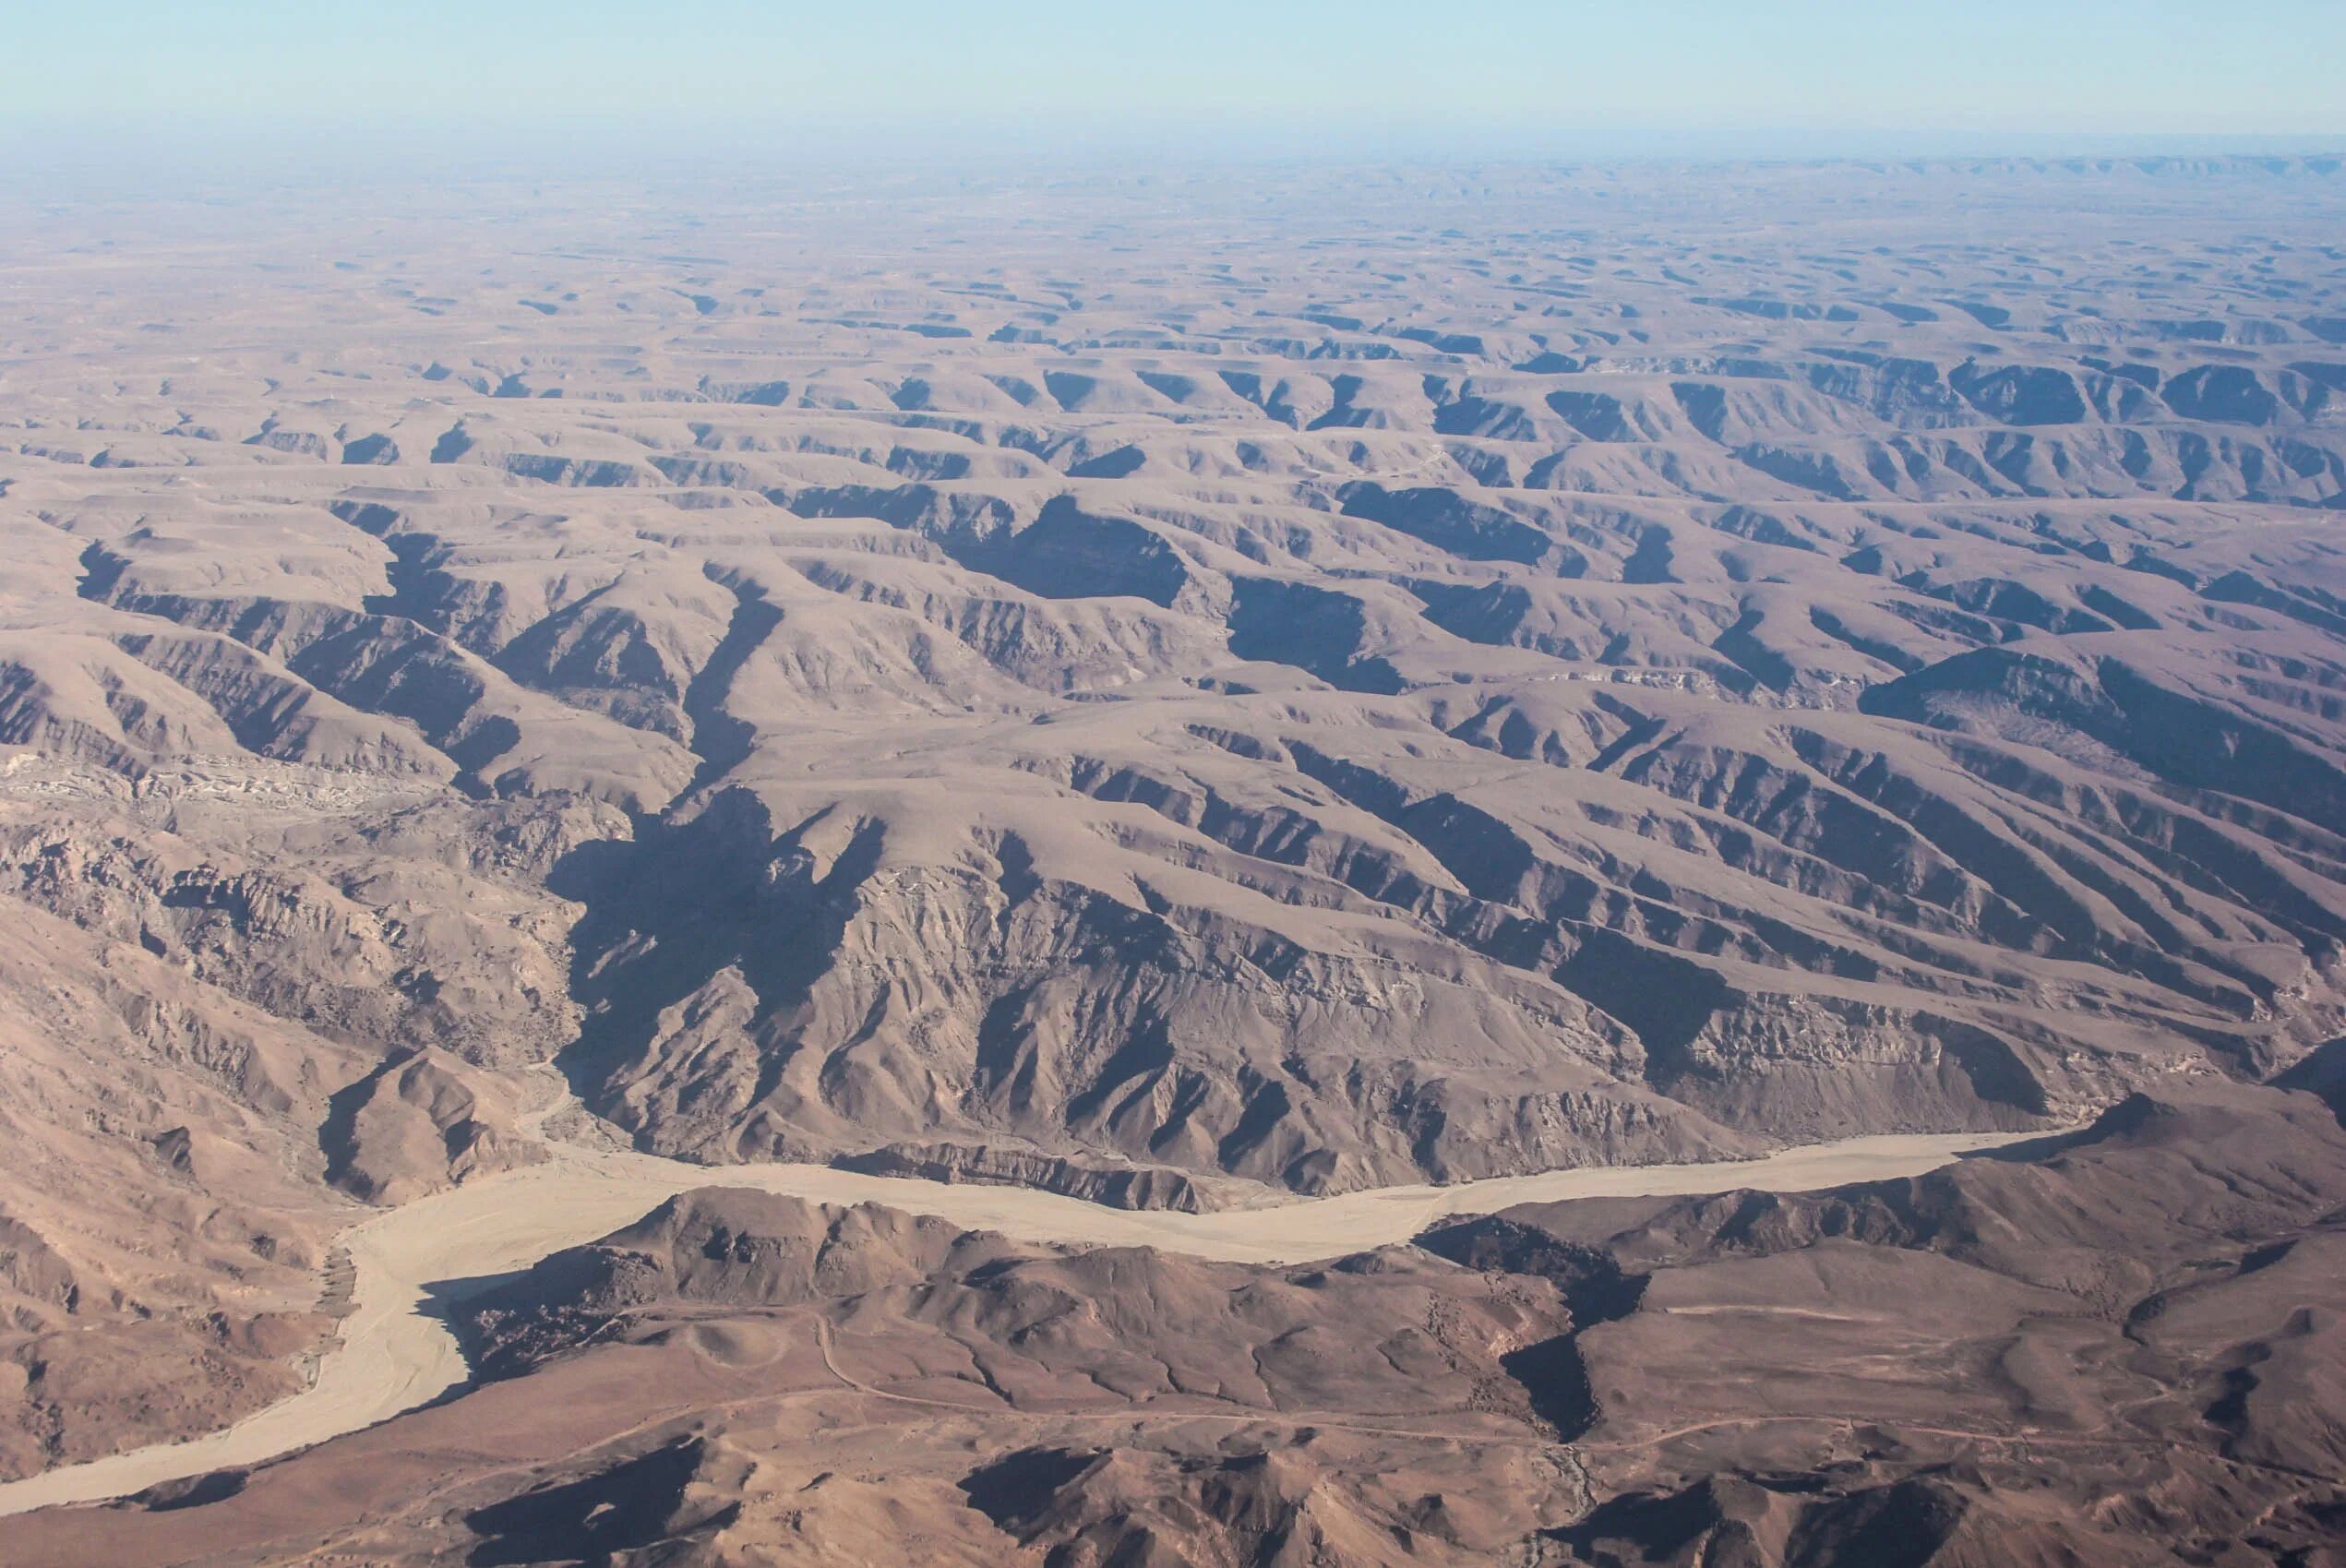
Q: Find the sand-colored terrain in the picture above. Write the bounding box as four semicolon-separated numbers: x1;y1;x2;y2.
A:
1;152;2342;1562
8;1073;2342;1568
0;1123;2026;1517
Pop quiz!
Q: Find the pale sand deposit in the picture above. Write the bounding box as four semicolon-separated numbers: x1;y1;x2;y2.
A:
0;1126;2029;1516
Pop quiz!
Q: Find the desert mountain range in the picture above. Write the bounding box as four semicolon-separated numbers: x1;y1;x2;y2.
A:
2;154;2343;1563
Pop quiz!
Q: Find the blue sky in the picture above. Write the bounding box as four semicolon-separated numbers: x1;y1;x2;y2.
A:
9;1;2341;153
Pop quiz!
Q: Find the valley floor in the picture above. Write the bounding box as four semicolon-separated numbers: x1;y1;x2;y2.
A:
0;1123;2029;1517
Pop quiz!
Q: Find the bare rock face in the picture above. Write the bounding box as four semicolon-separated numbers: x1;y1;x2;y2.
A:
4;152;2346;1512
321;1047;547;1204
829;1142;1215;1212
0;898;349;1480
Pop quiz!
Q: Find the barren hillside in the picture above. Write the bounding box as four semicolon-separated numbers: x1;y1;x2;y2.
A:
4;155;2345;1502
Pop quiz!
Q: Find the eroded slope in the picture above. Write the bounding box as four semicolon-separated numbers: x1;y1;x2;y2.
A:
5;154;2346;1472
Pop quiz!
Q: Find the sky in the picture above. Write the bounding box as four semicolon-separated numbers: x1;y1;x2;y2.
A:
6;0;2342;162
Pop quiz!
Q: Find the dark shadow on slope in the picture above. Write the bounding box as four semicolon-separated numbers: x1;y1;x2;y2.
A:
1227;577;1406;694
2272;1036;2346;1120
462;1436;735;1567
126;1469;249;1513
680;577;784;795
958;1446;1101;1531
548;793;889;1144
1418;1217;1650;1439
1553;930;1730;1090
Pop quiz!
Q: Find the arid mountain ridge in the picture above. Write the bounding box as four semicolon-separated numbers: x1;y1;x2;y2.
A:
2;154;2344;1483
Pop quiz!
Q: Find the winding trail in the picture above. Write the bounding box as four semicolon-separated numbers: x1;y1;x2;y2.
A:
0;1126;2032;1517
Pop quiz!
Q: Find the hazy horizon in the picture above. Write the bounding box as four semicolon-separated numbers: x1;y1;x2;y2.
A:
6;115;2344;202
6;0;2340;178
